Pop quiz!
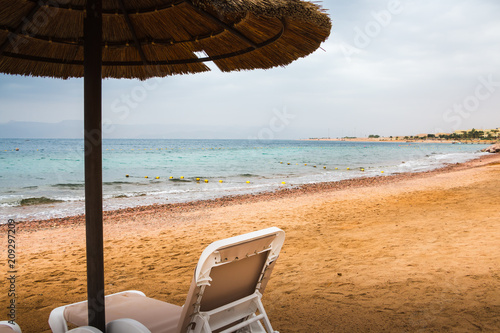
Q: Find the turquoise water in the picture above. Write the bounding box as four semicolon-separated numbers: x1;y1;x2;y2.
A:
0;138;489;221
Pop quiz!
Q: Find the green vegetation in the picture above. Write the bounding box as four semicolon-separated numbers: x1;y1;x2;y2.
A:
437;128;498;141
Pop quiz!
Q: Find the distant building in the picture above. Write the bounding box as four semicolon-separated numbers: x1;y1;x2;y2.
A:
405;128;499;140
482;128;500;138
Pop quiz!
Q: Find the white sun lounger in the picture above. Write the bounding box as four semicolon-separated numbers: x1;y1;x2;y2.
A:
49;227;285;333
0;321;103;333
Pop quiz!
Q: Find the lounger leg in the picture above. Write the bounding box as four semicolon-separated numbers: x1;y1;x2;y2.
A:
254;298;275;333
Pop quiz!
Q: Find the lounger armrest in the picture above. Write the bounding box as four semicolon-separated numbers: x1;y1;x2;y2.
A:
107;319;151;333
49;306;69;333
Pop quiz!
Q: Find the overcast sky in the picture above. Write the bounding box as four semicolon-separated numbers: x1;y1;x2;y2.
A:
1;0;500;139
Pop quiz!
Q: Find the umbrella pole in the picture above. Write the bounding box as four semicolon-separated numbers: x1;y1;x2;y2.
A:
84;0;105;331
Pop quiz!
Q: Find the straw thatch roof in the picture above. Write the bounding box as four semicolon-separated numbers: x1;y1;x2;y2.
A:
0;0;331;80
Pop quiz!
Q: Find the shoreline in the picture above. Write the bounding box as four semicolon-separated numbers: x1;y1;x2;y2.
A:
6;152;499;232
1;139;492;224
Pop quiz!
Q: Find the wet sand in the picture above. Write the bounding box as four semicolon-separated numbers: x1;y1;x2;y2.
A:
1;154;500;332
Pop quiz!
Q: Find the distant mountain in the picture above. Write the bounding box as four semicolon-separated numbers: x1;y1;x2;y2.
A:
0;120;83;138
0;120;299;139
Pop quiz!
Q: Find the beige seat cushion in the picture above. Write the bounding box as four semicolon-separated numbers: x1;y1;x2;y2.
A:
0;324;17;333
64;292;182;333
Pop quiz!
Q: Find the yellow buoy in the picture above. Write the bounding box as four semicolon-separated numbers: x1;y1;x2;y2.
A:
335;167;338;170
155;176;160;179
196;178;200;181
361;168;365;172
347;167;350;170
246;181;250;184
280;162;283;164
204;179;209;183
125;174;129;177
304;163;307;166
323;166;326;169
169;176;173;179
145;176;148;178
287;163;290;165
281;181;286;185
381;171;384;173
219;180;223;183
180;176;184;179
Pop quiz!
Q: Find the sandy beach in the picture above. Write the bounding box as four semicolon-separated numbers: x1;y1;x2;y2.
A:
304;137;494;145
1;153;500;332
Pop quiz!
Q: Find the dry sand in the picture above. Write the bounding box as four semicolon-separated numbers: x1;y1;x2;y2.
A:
1;154;500;332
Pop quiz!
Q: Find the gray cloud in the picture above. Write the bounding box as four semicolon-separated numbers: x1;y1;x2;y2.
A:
1;0;499;139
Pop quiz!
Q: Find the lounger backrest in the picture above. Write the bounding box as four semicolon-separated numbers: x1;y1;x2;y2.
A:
200;244;269;312
176;227;285;333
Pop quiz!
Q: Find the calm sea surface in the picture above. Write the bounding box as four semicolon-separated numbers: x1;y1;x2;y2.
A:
0;138;489;221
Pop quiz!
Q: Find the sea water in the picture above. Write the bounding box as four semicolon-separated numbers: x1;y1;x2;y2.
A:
0;138;489;221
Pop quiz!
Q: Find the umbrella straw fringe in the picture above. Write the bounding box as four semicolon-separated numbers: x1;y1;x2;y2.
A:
0;0;331;79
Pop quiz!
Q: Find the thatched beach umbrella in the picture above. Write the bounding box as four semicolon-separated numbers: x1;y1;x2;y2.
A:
0;0;330;330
